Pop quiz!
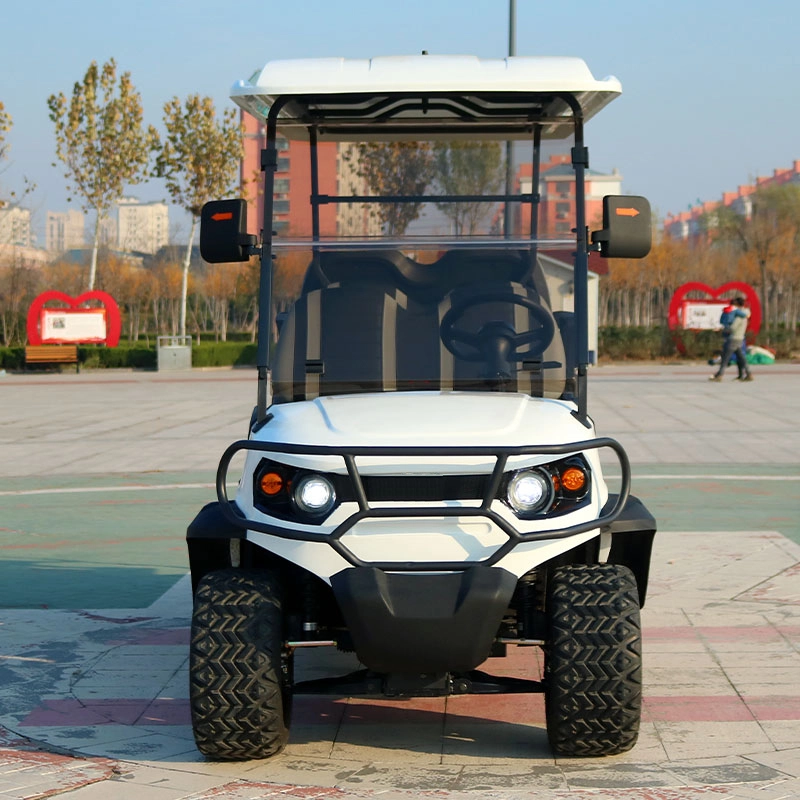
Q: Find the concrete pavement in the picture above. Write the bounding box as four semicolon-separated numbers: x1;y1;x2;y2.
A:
0;362;798;799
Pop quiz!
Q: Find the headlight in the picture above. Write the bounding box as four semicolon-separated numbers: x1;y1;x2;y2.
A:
293;474;336;517
506;469;553;515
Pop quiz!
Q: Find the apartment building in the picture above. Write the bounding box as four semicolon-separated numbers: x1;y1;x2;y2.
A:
513;154;623;238
664;160;800;241
46;209;84;253
0;205;32;247
116;198;169;254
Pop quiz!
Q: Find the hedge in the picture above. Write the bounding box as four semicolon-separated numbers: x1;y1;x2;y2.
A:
1;327;795;371
0;341;258;371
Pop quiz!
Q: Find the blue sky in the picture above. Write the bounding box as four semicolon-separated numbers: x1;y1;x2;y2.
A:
1;0;797;243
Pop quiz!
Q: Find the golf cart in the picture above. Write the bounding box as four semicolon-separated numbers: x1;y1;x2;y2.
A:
189;54;656;761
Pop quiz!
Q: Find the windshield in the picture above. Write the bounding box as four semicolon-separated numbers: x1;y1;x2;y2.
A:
268;136;590;403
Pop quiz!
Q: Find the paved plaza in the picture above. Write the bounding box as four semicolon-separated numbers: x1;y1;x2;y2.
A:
0;362;798;799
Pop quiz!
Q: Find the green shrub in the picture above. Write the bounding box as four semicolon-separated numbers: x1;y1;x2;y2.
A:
190;342;257;367
78;345;157;369
0;347;25;370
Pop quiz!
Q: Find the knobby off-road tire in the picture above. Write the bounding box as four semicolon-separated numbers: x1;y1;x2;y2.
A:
544;563;642;757
190;568;292;760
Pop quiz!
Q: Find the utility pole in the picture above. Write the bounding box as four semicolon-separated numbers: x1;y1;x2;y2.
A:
503;0;516;237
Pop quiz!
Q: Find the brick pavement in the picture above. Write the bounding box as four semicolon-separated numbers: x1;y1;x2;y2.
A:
0;363;798;798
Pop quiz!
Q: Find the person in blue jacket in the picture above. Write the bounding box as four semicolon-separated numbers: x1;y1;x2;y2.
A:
710;297;752;381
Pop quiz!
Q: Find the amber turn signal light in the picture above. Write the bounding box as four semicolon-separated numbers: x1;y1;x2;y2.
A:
560;466;587;492
259;471;285;496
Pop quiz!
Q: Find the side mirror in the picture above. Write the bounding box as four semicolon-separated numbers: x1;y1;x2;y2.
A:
591;195;651;259
200;199;258;263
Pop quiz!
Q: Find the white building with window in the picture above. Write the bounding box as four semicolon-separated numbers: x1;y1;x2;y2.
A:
116;198;169;254
46;209;85;253
0;205;32;247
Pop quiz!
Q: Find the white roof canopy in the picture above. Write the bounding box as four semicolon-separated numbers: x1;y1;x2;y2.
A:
230;55;622;141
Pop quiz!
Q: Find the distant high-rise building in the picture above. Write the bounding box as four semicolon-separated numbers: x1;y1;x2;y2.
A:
0;205;32;247
46;209;85;253
116;197;169;254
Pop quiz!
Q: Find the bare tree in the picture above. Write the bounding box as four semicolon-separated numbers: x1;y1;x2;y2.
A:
0;101;35;214
154;95;243;337
432;142;504;234
705;184;800;331
344;142;434;235
0;101;11;167
48;59;157;290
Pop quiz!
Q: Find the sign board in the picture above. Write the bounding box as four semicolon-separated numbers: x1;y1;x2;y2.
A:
679;301;728;331
41;308;107;344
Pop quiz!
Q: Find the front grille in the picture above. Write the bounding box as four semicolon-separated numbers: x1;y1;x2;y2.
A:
333;474;490;503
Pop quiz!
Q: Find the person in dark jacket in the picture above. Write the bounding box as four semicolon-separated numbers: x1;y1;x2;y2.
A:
710;297;752;381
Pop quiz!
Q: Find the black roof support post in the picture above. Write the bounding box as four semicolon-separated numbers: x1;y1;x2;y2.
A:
560;94;590;427
256;99;288;423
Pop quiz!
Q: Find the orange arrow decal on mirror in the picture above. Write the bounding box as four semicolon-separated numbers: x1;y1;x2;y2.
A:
211;212;234;221
615;207;640;217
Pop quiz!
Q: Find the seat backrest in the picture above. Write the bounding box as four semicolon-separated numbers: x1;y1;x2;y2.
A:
272;283;406;403
274;250;566;403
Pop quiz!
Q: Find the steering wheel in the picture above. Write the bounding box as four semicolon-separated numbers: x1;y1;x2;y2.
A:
440;291;555;366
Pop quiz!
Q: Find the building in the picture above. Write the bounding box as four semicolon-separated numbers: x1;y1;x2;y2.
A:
241;112;339;240
664;160;800;241
513;154;623;238
46;209;84;253
0;205;32;247
116;198;169;254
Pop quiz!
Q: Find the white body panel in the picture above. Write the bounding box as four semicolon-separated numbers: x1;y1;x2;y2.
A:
235;392;610;582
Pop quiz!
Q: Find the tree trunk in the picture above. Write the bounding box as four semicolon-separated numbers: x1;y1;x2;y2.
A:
88;211;102;291
180;216;199;337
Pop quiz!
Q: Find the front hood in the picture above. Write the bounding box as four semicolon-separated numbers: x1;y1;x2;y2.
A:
259;392;590;449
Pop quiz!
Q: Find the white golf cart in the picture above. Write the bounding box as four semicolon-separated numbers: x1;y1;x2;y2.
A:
189;54;656;761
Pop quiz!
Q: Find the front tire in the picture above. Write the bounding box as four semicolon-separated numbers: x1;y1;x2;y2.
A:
544;563;642;757
190;568;292;760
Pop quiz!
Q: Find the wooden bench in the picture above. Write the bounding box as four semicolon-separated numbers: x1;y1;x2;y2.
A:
25;344;80;372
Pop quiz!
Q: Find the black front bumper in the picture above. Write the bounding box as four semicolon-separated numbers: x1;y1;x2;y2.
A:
330;565;518;673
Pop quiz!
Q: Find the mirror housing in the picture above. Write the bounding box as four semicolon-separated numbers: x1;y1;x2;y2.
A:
200;199;258;263
591;195;651;259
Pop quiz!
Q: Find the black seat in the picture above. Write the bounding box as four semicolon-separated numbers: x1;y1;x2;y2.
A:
272;283;406;403
274;249;567;402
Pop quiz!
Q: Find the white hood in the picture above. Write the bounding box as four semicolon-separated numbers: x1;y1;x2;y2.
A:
259;392;589;450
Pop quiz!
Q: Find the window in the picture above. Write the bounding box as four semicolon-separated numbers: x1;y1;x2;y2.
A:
273;200;290;215
277;158;290;172
274;179;290;194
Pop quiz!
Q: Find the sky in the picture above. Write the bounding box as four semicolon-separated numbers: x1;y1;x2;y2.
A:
1;0;798;244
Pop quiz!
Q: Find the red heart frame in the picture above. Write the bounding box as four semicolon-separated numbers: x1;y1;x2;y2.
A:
27;290;121;347
667;281;761;335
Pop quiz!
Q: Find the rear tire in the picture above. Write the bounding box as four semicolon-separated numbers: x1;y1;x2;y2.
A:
190;568;292;760
544;563;642;757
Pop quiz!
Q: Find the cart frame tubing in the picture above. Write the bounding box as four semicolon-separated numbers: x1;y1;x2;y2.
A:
255;93;589;424
215;436;630;572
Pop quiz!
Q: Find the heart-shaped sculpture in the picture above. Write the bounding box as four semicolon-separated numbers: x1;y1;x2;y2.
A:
667;281;761;334
26;290;122;346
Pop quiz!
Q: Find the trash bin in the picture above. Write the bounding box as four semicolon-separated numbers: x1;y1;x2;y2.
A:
157;335;192;371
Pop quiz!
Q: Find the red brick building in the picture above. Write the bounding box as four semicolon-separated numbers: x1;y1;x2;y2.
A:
513;154;622;238
663;160;800;241
240;111;339;239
